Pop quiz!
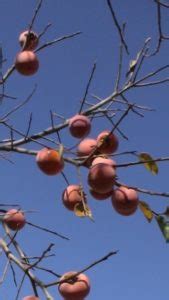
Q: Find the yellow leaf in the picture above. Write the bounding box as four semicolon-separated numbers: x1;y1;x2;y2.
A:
139;201;153;222
126;59;137;77
74;202;93;220
58;144;64;157
139;152;158;175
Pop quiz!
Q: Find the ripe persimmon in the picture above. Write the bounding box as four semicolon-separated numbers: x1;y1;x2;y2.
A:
23;296;39;300
111;186;139;216
62;185;85;211
90;189;112;200
69;114;91;138
15;51;39;76
91;156;116;168
4;209;26;231
36;148;64;175
88;163;116;194
58;271;90;300
19;30;39;50
97;130;119;154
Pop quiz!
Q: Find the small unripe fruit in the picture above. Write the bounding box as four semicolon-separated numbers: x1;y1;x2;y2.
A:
19;30;39;50
23;296;39;300
69;114;91;138
36;148;64;175
111;186;139;216
4;209;26;231
62;185;85;211
58;271;90;300
90;189;112;200
97;130;119;154
91;156;116;168
88;163;116;194
15;51;39;76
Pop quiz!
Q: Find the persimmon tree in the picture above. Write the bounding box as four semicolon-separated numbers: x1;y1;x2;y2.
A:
0;0;169;299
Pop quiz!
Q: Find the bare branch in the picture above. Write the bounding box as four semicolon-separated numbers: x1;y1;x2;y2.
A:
45;250;118;287
29;0;43;31
35;31;82;53
26;221;70;241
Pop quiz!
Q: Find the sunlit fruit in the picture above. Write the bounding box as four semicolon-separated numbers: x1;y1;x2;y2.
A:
111;186;139;216
4;209;26;231
36;148;64;175
97;130;119;154
23;296;39;300
62;185;85;211
58;271;90;300
69;114;91;138
88;163;116;194
15;51;39;76
77;138;97;167
91;156;116;168
19;30;39;50
90;189;112;200
77;138;97;157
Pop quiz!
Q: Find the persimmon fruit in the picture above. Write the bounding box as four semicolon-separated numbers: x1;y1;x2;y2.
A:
36;148;64;175
23;296;39;300
62;185;85;211
15;51;39;76
111;186;139;216
58;271;90;300
69;114;91;138
4;209;26;231
88;163;116;194
90;189;112;200
97;130;119;154
77;138;98;167
91;156;116;168
19;30;39;50
77;138;97;157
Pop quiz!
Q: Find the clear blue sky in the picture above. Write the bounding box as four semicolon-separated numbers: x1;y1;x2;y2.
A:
0;1;169;299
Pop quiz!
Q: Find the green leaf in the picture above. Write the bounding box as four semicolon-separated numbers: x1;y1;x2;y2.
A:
139;201;153;222
156;215;169;243
139;152;158;175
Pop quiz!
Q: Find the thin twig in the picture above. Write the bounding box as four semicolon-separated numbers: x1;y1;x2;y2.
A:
24;113;33;140
35;32;82;53
45;250;118;287
29;0;43;31
79;62;97;113
1;85;37;121
15;273;26;300
116;181;169;198
38;23;52;39
26;221;70;241
106;0;129;54
115;23;126;91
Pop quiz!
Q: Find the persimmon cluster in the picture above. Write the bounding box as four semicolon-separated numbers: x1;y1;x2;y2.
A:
15;30;39;76
36;114;139;217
